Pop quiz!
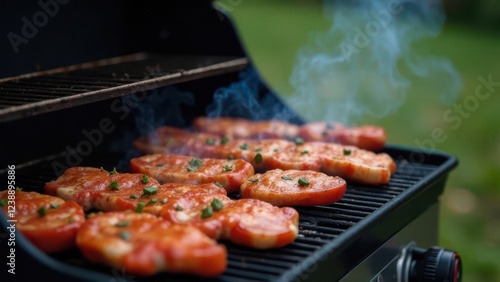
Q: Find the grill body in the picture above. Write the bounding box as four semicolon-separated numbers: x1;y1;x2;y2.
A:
0;1;459;281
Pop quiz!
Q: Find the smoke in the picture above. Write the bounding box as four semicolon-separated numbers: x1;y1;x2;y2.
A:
287;0;462;125
205;67;298;122
111;86;195;170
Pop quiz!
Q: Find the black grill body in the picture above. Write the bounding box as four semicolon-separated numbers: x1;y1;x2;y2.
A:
0;1;458;281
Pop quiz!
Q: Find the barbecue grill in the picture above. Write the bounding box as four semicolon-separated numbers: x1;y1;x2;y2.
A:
0;1;462;281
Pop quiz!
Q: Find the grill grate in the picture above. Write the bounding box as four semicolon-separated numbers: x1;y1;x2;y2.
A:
4;147;456;282
0;53;247;122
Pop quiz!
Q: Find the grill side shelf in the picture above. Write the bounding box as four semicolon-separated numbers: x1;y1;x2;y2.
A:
0;53;248;123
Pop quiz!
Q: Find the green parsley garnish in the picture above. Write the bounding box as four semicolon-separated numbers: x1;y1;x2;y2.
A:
206;138;216;145
211;198;224;211
214;182;224;188
298;177;310;186
301;150;309;155
228;155;234;160
221;137;229;145
0;199;8;207
187;157;204;172
294;137;304;145
255;148;262;152
254;153;263;164
143;186;158;196
68;218;75;223
281;175;293;181
343;149;352;156
248;179;259;183
223;165;233;172
239;143;248;150
109;180;119;190
174;205;183;211
50;203;60;209
115;221;131;227
109;167;118;175
201;206;213;218
148;198;158;205
119;231;131;241
156;162;164;167
130;194;139;199
273;148;280;152
141;174;149;183
135;202;145;213
37;206;46;217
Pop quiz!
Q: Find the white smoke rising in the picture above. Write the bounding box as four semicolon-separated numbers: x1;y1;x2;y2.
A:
287;0;462;125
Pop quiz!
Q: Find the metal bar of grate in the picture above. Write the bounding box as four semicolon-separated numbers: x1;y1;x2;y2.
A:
0;53;248;123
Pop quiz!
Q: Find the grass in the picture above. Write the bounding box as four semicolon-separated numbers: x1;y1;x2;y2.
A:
220;1;500;281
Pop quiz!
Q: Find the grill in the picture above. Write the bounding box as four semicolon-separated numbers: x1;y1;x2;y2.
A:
0;1;461;281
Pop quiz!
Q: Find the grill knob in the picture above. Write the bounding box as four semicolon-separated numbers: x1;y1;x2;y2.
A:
409;246;462;282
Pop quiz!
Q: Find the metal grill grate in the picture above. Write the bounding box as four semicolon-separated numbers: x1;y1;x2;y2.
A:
0;53;248;122
5;147;456;282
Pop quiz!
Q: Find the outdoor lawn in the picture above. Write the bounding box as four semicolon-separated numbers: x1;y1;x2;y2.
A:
217;0;500;281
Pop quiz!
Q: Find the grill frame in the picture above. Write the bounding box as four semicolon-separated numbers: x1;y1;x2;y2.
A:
1;145;457;282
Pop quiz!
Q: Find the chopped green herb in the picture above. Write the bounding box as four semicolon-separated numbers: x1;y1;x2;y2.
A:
255;148;262;152
343;149;352;156
206;138;216;145
143;186;158;196
228;155;234;160
109;180;119;190
301;150;309;155
211;198;224;211
201;206;213;218
156;162;164;167
0;199;7;207
148;198;158;205
160;199;168;204
239;143;248;150
273;148;280;152
119;231;131;241
141;174;149;183
50;203;60;209
294;137;304;145
248;179;259;183
298;177;310;186
37;206;46;217
281;175;293;181
115;220;131;227
187;157;203;172
223;165;233;172
109;167;118;175
221;137;229;145
254;153;263;164
214;182;224;188
130;194;139;199
68;217;75;223
174;205;183;211
135;202;145;213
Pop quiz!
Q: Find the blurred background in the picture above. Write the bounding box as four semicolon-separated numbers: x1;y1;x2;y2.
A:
215;0;500;281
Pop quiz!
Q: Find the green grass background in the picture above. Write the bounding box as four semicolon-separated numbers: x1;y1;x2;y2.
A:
217;1;500;281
